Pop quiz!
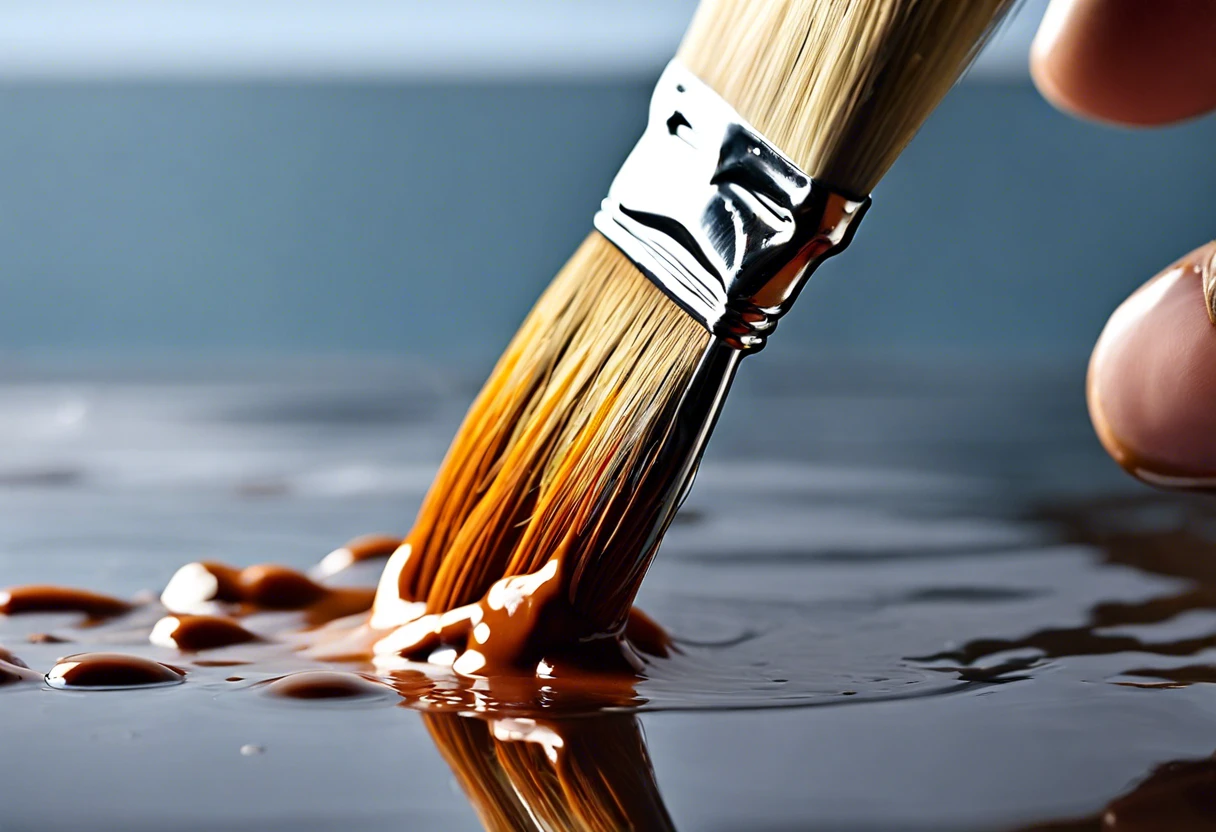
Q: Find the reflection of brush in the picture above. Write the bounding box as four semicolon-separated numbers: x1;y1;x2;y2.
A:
374;0;1013;665
425;713;674;832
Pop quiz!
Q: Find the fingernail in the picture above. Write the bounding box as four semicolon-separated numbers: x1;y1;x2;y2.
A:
1088;241;1216;489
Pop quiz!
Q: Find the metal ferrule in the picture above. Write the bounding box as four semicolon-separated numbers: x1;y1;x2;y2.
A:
590;60;872;550
594;60;869;352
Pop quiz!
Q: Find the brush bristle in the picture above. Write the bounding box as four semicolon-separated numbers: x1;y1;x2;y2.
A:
374;0;1013;646
390;234;707;632
679;0;1013;194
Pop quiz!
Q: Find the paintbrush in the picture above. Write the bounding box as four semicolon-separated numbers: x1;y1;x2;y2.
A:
372;0;1015;671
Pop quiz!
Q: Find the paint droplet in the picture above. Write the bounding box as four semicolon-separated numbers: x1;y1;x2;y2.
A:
46;652;185;690
261;670;390;701
150;614;259;651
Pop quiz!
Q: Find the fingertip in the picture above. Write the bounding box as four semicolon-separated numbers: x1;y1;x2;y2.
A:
1088;241;1216;488
1031;0;1216;127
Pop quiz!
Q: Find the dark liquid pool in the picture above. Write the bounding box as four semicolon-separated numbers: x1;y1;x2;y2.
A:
2;356;1213;831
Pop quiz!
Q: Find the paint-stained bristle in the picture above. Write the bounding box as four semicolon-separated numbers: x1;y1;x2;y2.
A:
679;0;1012;194
425;713;675;832
387;235;708;629
374;0;1013;645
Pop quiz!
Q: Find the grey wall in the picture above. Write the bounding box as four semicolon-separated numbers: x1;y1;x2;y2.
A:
0;79;1213;360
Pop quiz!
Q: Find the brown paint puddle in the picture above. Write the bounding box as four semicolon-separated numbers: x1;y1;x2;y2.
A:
8;506;1216;828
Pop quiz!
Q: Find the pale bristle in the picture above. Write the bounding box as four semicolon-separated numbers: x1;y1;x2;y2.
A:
679;0;1012;194
390;234;707;632
376;0;1013;643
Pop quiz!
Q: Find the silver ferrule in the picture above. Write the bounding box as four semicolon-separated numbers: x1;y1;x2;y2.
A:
594;60;869;352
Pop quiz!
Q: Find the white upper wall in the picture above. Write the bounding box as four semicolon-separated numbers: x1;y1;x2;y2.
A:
0;0;1047;81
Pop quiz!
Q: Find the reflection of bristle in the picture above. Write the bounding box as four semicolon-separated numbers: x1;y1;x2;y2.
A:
551;718;676;832
495;739;583;830
423;715;533;832
424;713;675;832
376;0;1013;650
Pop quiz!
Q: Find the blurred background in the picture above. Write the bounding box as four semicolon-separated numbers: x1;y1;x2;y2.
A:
0;0;1212;365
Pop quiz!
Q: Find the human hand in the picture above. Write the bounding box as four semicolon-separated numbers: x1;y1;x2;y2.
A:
1031;0;1216;486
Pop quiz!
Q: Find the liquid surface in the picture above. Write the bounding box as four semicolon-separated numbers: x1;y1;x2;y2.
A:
1;357;1211;831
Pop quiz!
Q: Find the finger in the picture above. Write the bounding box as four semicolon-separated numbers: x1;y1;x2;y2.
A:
1031;0;1216;126
1088;240;1216;488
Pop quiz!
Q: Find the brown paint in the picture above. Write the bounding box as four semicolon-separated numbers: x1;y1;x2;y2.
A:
45;652;185;690
27;632;69;644
13;504;1216;828
151;614;260;651
373;557;666;681
0;585;133;620
261;670;390;700
161;560;375;626
300;587;377;627
189;561;244;602
238;564;327;608
314;534;403;578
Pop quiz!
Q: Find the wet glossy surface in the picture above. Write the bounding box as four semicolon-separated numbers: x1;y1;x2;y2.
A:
1;356;1212;830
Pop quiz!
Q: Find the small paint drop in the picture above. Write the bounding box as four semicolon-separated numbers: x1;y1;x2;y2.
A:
313;534;402;579
160;562;241;613
239;565;326;609
240;744;264;756
46;652;185;691
261;670;390;701
27;632;68;644
150;614;259;651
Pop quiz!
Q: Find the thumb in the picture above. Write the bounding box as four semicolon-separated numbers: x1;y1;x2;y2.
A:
1088;240;1216;488
1031;0;1216;126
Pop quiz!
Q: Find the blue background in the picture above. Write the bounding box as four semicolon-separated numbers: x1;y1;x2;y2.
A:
0;1;1213;363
